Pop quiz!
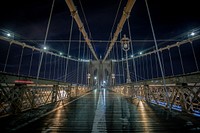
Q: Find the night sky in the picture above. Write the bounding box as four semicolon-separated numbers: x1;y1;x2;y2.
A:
0;0;199;58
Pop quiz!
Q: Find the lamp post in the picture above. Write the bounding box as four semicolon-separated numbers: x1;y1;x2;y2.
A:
121;34;131;83
112;73;115;85
87;73;91;86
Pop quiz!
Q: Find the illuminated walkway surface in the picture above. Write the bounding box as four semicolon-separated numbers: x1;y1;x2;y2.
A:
1;89;200;133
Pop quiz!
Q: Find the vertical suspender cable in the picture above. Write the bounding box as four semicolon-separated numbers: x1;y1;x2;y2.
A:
190;42;199;71
56;56;60;80
28;49;34;77
81;43;86;84
142;56;145;80
53;55;57;80
150;53;153;79
146;55;149;79
18;45;24;75
128;19;137;82
77;32;81;84
160;51;165;75
49;54;52;79
121;48;125;83
168;48;174;76
145;0;170;110
116;43;121;84
64;17;74;82
44;53;47;78
60;57;63;80
3;42;12;72
86;44;89;80
177;45;185;74
119;31;125;83
154;52;159;77
37;0;55;80
139;57;142;80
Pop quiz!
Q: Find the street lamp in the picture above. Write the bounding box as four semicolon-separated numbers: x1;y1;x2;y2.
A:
121;34;131;83
112;73;115;85
87;73;91;85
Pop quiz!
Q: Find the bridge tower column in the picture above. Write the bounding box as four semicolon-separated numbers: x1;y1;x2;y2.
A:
89;60;114;88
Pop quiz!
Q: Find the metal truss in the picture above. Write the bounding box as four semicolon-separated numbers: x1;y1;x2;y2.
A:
111;82;200;116
0;82;91;117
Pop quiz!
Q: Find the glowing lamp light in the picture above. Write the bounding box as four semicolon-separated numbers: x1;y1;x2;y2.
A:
94;76;97;80
59;52;62;55
43;46;47;50
139;52;142;55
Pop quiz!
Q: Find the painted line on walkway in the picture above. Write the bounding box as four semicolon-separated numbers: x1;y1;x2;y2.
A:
92;89;107;133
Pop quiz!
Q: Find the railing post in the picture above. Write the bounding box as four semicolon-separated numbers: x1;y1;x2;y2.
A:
51;85;59;103
144;84;150;102
10;84;26;114
177;83;188;113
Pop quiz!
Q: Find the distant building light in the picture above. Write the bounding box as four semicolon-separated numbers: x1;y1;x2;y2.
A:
103;81;106;84
59;52;63;55
131;55;134;58
43;46;47;50
94;77;97;80
139;52;142;55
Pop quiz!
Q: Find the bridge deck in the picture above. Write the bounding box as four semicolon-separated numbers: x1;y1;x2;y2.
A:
0;89;200;133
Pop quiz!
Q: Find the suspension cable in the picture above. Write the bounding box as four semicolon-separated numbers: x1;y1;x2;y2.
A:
142;56;145;80
49;54;52;79
160;51;165;75
116;42;121;84
154;51;159;78
146;55;149;79
168;48;174;76
60;57;63;81
77;32;81;84
43;52;47;78
145;0;170;110
79;0;92;38
104;0;122;57
28;48;34;77
150;53;153;79
121;47;125;83
81;43;86;84
64;17;74;81
177;44;185;74
190;42;199;71
128;18;137;82
37;0;55;80
18;45;24;75
53;55;57;80
57;55;60;80
4;43;12;72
